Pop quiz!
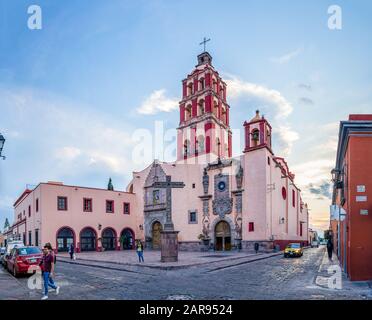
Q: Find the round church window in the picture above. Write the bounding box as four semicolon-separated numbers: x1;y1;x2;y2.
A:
218;181;226;191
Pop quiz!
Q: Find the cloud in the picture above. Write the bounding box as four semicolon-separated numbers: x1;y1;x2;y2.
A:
225;76;293;119
299;97;314;105
270;47;304;64
298;83;312;91
307;181;332;199
275;125;300;157
137;89;178;115
225;75;298;156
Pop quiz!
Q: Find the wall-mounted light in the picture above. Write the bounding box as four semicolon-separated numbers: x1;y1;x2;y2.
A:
279;217;285;224
139;224;143;231
98;224;102;231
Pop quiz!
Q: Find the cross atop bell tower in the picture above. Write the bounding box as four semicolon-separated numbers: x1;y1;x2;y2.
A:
177;50;232;162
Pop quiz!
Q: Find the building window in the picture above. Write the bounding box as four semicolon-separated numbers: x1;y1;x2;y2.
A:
36;198;39;212
292;190;296;207
300;223;303;237
57;197;68;211
28;231;32;246
124;202;130;215
267;157;270;165
249;222;254;232
188;211;197;224
106;200;114;213
35;229;39;247
83;198;93;212
28;205;31;217
282;187;287;200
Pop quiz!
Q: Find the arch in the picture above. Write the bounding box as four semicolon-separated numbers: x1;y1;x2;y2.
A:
251;128;260;146
56;226;75;253
184;139;191;156
197;135;205;153
101;227;117;251
199;78;205;91
213;101;219;117
187;82;193;96
120;227;136;250
185;104;192;121
198;99;205;116
210;216;236;250
80;227;97;252
214;221;231;251
151;221;163;250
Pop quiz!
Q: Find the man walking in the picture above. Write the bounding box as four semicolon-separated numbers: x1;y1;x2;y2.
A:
68;243;75;260
136;240;144;263
40;245;60;300
327;238;334;261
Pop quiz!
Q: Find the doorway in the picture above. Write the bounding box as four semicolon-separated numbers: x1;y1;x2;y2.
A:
214;221;231;251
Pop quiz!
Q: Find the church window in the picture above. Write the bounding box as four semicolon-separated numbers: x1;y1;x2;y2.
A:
184;139;191;156
198;100;205;116
188;211;197;224
199;78;205;91
106;200;114;213
28;205;31;217
248;222;254;232
36;198;39;212
198;135;205;153
282;187;287;200
187;83;193;96
213;101;219;117
185;105;192;121
267;157;271;165
292;190;296;207
153;190;160;204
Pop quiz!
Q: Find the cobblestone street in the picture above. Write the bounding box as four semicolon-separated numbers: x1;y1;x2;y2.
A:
1;247;371;300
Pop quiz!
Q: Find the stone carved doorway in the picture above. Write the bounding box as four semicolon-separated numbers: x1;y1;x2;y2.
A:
152;221;163;249
215;221;231;251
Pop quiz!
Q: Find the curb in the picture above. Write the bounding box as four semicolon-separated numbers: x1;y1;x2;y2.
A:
58;251;284;271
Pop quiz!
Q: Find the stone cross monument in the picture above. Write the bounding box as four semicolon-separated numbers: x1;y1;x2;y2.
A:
152;175;185;262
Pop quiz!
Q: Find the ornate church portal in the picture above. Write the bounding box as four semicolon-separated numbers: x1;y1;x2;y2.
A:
152;221;162;249
215;221;231;251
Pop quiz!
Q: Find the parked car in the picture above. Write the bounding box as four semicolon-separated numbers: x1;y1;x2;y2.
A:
2;240;24;267
284;243;303;258
6;246;43;277
311;240;319;248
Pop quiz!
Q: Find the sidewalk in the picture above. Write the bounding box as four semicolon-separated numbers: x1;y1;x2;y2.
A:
315;250;372;299
57;250;283;271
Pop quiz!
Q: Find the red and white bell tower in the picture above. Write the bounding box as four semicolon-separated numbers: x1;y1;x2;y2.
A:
177;52;232;162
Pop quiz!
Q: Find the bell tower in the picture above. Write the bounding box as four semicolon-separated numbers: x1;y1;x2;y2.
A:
177;52;232;162
243;110;273;153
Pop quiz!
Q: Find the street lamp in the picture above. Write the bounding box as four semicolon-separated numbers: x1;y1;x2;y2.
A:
0;134;5;160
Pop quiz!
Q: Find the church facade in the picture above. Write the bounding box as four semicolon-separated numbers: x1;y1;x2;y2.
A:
127;52;309;251
7;52;309;253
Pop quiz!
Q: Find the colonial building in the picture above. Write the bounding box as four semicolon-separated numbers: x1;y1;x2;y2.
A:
330;114;372;281
8;51;309;253
6;182;139;253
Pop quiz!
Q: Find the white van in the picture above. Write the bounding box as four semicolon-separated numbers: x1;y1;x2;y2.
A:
311;240;319;248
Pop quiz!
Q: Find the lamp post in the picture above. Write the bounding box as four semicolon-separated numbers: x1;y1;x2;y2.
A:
0;134;5;160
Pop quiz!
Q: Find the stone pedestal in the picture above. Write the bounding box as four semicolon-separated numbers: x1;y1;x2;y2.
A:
160;230;179;262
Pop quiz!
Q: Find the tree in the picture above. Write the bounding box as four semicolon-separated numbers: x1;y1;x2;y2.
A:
107;178;114;191
4;218;10;230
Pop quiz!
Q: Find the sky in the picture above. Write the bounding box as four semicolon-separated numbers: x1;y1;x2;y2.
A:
1;0;372;236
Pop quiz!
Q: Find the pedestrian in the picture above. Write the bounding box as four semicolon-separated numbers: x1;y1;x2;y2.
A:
68;243;75;260
327;238;334;261
136;240;144;263
254;242;259;254
39;245;60;300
